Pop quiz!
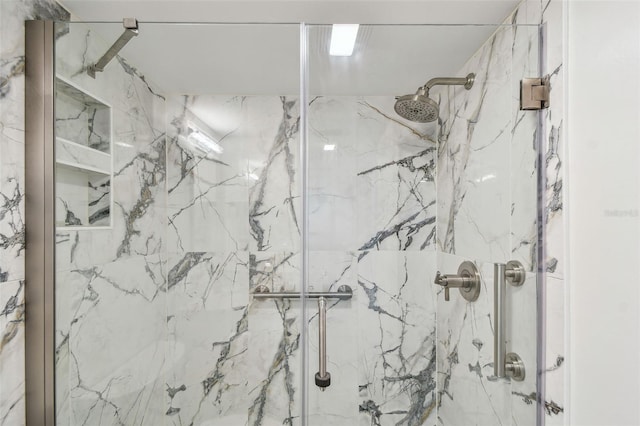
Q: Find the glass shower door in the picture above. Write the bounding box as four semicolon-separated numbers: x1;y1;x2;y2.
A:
303;21;542;426
53;21;305;426
47;17;542;426
434;21;542;426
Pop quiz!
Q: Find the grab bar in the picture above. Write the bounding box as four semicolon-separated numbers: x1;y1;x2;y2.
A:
493;260;526;381
252;284;353;300
315;297;331;388
253;284;352;389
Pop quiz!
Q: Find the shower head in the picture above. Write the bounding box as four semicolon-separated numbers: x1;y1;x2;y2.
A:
394;87;439;123
394;73;475;123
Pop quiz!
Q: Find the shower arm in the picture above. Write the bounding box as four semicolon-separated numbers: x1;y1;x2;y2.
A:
420;73;475;93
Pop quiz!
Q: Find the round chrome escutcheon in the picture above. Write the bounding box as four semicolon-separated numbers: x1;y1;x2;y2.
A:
457;260;481;302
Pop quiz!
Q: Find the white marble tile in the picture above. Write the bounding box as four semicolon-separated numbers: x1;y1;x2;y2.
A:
542;275;565;425
0;280;26;426
67;130;165;264
55;79;111;152
308;97;359;251
355;98;437;252
541;3;565;423
509;272;538;426
541;19;564;279
168;198;249;253
53;39;168;420
166;95;302;254
0;138;25;283
437;24;514;264
357;251;437;426
55;164;111;227
246;97;301;253
307;251;356;292
165;251;250;424
166;251;249;311
62;254;167;425
246;298;303;426
250;251;301;293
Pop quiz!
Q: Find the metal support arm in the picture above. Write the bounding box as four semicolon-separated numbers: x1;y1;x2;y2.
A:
252;284;353;300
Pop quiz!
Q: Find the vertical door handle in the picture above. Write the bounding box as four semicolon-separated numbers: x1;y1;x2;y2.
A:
493;261;526;381
315;296;331;388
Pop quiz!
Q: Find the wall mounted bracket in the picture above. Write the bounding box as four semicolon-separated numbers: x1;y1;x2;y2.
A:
520;76;550;110
88;18;139;78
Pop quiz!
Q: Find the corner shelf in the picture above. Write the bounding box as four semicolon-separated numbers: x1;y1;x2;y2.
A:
55;75;113;229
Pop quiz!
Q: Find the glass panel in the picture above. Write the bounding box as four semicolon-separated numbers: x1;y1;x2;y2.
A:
52;17;542;426
305;21;540;426
54;21;302;425
436;21;541;426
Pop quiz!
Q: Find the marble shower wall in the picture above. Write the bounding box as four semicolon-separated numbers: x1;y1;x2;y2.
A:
164;94;303;426
435;0;566;425
53;21;168;425
0;2;567;425
163;94;438;426
540;1;566;424
307;97;438;426
435;3;543;426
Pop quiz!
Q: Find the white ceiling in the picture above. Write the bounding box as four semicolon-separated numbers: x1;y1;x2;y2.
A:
58;1;524;25
57;1;529;95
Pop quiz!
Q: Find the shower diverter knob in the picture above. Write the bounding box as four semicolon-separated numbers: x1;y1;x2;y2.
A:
433;261;481;302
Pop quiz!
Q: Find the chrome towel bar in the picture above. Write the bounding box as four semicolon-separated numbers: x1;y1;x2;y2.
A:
252;284;352;389
252;284;353;300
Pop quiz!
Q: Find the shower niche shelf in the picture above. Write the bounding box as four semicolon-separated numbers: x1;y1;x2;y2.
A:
54;76;112;229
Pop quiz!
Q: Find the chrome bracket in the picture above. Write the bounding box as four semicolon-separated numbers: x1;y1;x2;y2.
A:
88;18;139;78
505;352;526;381
520;76;550;110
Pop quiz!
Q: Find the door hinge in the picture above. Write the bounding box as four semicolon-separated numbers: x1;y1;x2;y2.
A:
520;76;550;110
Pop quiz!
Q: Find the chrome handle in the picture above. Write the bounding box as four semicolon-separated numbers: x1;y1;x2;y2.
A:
253;285;349;389
252;285;353;300
494;263;507;378
315;297;331;389
493;261;525;381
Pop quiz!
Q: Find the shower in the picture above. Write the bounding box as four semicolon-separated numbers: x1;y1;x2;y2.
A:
394;72;475;122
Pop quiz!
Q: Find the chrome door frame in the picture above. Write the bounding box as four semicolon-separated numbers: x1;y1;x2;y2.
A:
24;19;56;426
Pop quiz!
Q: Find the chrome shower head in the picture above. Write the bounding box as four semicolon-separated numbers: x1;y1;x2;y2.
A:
394;87;439;123
394;73;475;123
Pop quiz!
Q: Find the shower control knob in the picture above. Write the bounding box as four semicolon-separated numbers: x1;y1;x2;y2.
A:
434;272;451;301
433;261;481;302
